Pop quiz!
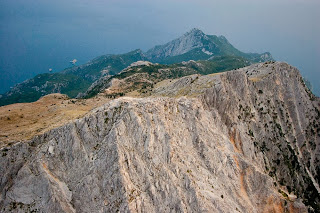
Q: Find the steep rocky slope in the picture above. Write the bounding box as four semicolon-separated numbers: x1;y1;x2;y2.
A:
0;62;319;212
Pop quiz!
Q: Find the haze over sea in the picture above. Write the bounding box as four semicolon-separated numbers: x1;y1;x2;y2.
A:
1;0;319;95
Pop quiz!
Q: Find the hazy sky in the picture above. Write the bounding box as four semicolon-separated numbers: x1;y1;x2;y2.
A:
0;0;319;95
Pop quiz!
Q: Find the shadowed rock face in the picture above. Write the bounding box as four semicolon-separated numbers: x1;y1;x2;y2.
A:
0;62;319;212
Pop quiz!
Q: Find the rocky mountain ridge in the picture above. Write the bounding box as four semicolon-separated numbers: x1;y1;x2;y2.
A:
81;55;251;99
1;62;319;212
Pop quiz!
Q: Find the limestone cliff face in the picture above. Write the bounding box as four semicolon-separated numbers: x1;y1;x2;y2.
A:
0;62;319;212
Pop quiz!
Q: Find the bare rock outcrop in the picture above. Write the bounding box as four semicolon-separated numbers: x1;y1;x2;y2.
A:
0;62;319;212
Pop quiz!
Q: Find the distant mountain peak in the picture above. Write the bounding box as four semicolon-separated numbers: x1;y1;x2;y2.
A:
145;28;208;60
185;28;205;36
183;28;207;42
145;29;273;64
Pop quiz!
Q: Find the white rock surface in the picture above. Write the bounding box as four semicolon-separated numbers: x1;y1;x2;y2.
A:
146;28;208;60
1;62;319;212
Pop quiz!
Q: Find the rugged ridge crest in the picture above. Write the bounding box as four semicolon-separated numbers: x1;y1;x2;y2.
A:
0;62;319;212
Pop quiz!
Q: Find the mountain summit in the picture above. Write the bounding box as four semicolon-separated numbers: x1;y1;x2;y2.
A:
146;28;273;63
145;28;208;60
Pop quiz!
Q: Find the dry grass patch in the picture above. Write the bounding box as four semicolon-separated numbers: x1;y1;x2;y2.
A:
0;93;109;147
